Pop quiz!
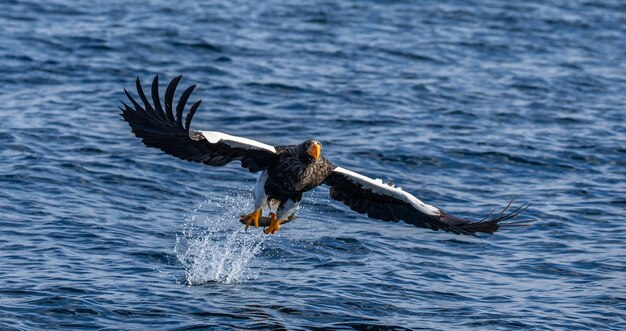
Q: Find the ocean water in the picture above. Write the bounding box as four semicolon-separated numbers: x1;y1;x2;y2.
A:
1;0;625;329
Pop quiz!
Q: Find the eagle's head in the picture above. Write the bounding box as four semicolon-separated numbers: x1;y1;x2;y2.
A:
300;139;322;162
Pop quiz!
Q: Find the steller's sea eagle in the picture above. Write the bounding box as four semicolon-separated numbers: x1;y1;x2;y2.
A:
120;76;529;235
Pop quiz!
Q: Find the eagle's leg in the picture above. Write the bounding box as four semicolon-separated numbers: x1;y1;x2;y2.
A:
263;212;283;235
263;198;299;234
241;208;262;230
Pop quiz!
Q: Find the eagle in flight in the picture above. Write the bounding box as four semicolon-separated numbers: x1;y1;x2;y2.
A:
120;76;529;235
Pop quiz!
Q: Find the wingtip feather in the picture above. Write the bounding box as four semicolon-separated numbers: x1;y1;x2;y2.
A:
164;75;183;122
185;99;202;132
448;201;532;235
176;84;196;127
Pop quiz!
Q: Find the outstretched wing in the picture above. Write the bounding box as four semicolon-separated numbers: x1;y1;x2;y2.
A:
120;75;278;173
324;167;529;235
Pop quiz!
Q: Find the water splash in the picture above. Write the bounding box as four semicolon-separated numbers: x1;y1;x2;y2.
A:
175;192;268;285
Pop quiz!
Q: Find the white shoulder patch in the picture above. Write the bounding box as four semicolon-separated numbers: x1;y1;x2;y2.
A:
199;131;276;153
333;167;440;216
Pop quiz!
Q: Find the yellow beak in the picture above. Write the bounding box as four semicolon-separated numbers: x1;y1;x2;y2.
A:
307;142;321;160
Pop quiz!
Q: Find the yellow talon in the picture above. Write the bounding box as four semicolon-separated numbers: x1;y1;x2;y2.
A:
240;208;262;230
264;212;282;235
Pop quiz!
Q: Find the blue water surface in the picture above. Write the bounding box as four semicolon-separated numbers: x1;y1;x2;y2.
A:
1;0;625;330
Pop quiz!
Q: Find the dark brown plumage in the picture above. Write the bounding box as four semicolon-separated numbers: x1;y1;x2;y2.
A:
120;75;530;236
265;141;335;199
121;76;276;173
